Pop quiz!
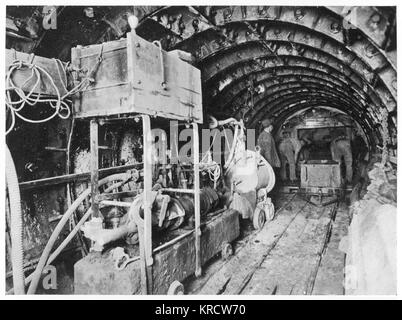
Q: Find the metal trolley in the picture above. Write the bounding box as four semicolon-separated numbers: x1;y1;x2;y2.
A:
72;25;239;294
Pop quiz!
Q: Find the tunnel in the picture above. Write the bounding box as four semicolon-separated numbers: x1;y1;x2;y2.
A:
7;6;397;146
7;6;397;185
5;6;397;296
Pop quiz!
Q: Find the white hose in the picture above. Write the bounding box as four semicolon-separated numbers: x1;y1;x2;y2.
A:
26;172;131;294
46;179;128;266
6;145;25;294
208;116;241;128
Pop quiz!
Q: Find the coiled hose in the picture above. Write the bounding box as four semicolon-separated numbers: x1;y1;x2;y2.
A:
26;172;132;294
6;145;25;295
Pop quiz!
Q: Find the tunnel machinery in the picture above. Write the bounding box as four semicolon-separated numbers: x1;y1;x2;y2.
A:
5;6;397;295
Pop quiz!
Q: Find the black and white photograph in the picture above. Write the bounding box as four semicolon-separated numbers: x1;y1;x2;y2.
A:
2;3;399;300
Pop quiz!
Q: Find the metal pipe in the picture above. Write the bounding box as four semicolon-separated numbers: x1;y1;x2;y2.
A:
142;114;153;294
90;119;100;218
18;163;142;191
100;200;132;208
161;188;195;194
193;122;202;277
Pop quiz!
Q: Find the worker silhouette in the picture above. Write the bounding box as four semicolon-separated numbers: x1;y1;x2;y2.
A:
278;132;304;182
352;129;368;163
257;119;281;169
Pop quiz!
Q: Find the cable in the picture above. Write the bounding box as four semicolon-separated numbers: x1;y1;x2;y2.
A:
6;104;16;135
6;60;63;131
5;54;99;134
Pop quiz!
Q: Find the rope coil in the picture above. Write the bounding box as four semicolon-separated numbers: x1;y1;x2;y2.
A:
5;52;101;135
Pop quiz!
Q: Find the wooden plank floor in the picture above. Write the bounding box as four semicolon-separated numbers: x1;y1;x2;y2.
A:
185;193;348;295
312;203;349;295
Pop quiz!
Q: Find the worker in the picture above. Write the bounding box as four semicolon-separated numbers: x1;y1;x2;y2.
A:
278;132;303;182
352;130;368;163
330;136;353;183
257;119;281;169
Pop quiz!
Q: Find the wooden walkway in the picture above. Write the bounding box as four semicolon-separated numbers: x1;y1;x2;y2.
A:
185;193;349;295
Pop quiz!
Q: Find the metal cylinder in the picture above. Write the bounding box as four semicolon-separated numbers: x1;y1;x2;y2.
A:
225;150;275;194
174;186;220;217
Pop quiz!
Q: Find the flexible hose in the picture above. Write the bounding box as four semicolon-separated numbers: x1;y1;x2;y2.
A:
6;145;25;294
46;179;129;266
224;124;240;170
208;116;240;128
208;116;246;171
26;172;131;294
14;177;129;293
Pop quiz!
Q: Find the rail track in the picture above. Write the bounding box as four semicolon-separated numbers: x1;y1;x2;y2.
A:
186;192;348;295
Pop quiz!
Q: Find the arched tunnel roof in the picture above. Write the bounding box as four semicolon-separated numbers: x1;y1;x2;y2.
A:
6;5;397;147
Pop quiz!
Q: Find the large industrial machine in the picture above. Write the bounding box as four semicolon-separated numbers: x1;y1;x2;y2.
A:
5;17;276;295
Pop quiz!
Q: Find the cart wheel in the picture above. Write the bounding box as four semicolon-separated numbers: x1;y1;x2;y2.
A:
265;201;275;221
167;280;184;295
221;242;233;260
253;207;266;230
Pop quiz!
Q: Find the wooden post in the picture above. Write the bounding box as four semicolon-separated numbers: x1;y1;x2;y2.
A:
90;119;100;218
142;115;153;293
65;118;75;208
193;122;202;277
138;224;147;294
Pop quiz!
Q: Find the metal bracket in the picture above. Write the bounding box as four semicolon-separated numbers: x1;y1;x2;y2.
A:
152;40;167;90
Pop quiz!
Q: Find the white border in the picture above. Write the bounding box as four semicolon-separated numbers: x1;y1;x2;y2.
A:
1;1;400;300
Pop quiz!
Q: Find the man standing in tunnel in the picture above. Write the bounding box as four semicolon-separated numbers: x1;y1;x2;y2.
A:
257;119;281;170
352;129;368;163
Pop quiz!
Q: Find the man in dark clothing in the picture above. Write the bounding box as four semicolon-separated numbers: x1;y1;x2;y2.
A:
257;119;281;169
352;134;368;163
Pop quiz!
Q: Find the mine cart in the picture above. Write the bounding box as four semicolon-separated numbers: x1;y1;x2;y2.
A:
300;160;343;206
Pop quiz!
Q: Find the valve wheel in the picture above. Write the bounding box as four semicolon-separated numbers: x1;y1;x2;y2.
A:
221;241;233;260
253;206;266;230
167;280;184;295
